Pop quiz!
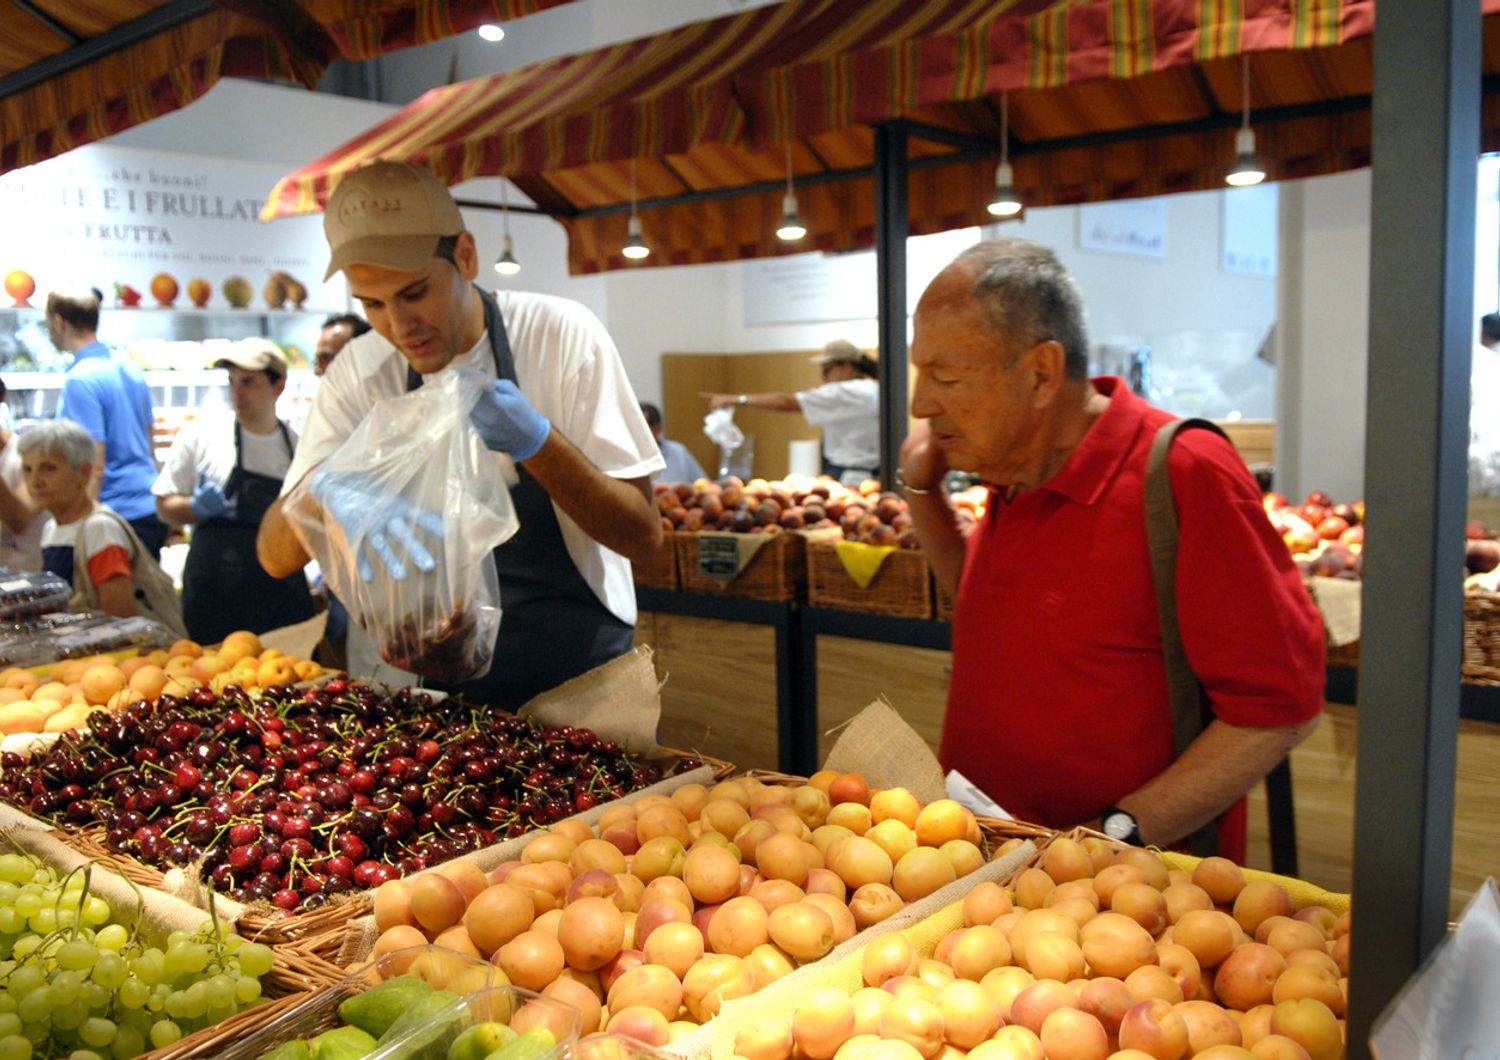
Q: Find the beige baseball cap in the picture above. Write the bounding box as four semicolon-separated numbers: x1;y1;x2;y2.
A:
216;337;287;375
323;160;465;280
811;339;866;365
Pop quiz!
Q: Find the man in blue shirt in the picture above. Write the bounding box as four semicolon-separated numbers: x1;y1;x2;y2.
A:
46;288;167;558
640;402;707;484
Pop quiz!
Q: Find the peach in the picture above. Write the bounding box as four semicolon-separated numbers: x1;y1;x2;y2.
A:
1118;997;1190;1060
1213;943;1287;1011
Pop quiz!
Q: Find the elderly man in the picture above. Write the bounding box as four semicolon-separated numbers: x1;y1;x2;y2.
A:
900;238;1324;860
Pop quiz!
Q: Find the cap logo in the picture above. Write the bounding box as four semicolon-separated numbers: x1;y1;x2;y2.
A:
337;188;408;225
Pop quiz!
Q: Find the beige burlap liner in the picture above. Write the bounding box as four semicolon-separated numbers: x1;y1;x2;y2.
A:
821;698;947;806
520;646;662;755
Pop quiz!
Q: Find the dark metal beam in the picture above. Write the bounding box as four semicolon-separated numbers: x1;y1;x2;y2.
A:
13;0;81;46
452;198;552;217
873;121;909;491
905;120;998;155
1346;0;1479;1052
0;0;217;101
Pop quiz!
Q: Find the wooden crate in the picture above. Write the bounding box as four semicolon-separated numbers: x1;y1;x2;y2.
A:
1317;588;1500;683
633;533;678;589
935;581;955;622
675;531;807;601
807;542;932;619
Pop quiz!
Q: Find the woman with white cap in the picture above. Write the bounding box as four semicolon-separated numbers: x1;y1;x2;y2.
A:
153;338;315;642
703;339;881;485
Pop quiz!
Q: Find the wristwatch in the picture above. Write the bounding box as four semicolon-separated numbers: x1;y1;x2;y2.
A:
736;394;748;407
1100;807;1143;846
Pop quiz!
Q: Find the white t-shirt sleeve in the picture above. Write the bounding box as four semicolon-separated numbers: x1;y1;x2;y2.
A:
796;379;880;427
152;422;203;498
280;336;389;496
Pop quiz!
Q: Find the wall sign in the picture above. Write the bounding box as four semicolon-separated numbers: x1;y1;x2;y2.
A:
1078;200;1168;260
1223;183;1279;278
0;144;344;312
742;251;877;326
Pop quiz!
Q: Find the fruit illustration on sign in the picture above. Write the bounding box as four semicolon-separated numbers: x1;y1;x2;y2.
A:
3;269;35;307
114;282;142;308
223;275;252;308
187;278;211;307
263;270;308;309
150;272;179;307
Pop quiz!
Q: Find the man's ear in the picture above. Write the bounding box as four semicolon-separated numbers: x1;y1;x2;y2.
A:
454;231;481;281
1021;339;1068;408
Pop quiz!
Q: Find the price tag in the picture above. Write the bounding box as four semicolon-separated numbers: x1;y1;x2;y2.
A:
1371;878;1500;1057
697;537;740;578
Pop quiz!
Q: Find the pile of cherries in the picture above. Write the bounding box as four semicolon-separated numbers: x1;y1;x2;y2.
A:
0;681;691;912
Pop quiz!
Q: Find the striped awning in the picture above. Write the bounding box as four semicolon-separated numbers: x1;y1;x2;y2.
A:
261;0;1500;274
0;0;583;175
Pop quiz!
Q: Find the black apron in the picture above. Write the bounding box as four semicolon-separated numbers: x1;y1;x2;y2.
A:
409;287;633;709
181;421;316;644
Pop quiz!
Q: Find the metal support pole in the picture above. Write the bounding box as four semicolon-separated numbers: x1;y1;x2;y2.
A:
1347;0;1479;1052
873;121;910;490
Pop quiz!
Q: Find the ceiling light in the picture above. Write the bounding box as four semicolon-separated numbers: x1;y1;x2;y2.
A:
1225;54;1266;187
493;182;520;275
987;92;1023;218
477;24;505;42
623;161;651;259
777;138;805;241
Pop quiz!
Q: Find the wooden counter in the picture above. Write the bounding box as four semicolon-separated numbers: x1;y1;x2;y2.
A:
638;609;1499;917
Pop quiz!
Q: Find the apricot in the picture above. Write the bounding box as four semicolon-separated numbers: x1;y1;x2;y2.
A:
1041;837;1095;884
1112;882;1169;935
829;772;871;806
878;995;945;1058
793;986;857;1060
849;882;903;928
1025;932;1085;983
1007;980;1079;1036
869;787;920;828
1174;909;1240;968
863;934;920;988
79;664;126;705
767;900;834;961
1039;1005;1109;1060
892;847;956;902
1175;999;1244;1053
168;639;202;658
1271;965;1344;1016
950;925;1011;981
1233;880;1295;936
938;839;984;877
1079;911;1157;979
1123;964;1185;1006
1192;856;1248;905
978;966;1034;1020
1214;943;1287;1010
969;1026;1044;1060
963;881;1014;927
1268;998;1342;1060
31;681;71;704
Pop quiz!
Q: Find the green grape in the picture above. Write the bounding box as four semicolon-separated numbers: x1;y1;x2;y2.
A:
13;988;49;1025
129;951;163;986
0;911;20;936
50;971;83;1006
9;939;38;962
203;974;234;1009
9;895;37;921
0;1018;16;1039
70;1052;104;1060
181;981;208;1018
0;1034;29;1060
146;985;167;1014
80;983;108;1013
0;883;17;905
90;954;126;991
163;931;188;950
78;1017;115;1048
93;926;127;954
23;909;54;936
6;968;41;999
80;898;109;928
51;999;87;1031
107;1024;143;1060
233;976;261;1003
114;978;147;1010
162;991;186;1020
56;908;77;929
0;854;34;884
57;940;97;973
164;942;209;978
234;941;274;978
146;1019;180;1048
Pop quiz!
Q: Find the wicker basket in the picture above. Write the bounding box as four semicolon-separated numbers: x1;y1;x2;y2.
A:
633;533;678;589
1317;587;1500;682
807;542;933;619
143;990;317;1060
934;581;955;622
676;531;807;601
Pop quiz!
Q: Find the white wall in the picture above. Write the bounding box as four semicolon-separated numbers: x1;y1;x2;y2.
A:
1276;170;1371;502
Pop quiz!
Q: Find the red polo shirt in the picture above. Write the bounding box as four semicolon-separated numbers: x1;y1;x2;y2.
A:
940;378;1324;858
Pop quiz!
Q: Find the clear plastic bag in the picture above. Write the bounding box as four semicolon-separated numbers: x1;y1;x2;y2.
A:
285;372;519;683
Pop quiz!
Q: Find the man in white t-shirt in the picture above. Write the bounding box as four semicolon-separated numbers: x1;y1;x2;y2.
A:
0;381;46;571
155;339;315;643
256;161;663;708
1472;313;1500;498
703;339;881;485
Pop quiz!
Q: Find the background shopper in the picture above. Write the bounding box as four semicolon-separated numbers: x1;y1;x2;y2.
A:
0;380;46;571
316;313;370;376
154;339;314;643
47;288;168;558
640;402;706;484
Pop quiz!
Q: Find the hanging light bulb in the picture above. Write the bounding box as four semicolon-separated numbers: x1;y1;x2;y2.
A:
1225;54;1266;187
493;182;521;275
623;160;651;259
477;24;505;42
987;92;1023;218
776;138;805;241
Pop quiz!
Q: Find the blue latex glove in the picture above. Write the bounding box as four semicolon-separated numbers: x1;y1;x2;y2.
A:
190;478;228;520
311;469;445;582
470;379;551;461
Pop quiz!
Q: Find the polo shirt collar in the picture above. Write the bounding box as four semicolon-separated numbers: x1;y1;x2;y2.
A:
73;341;110;362
1040;375;1149;506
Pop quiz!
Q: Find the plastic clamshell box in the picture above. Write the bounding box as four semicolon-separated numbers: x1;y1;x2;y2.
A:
218;944;509;1059
371;983;583;1060
565;1032;679;1060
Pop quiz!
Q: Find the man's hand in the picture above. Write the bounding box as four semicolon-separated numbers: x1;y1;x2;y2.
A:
899;420;949;490
702;392;741;411
470;380;552;460
190;478;228;521
311;470;444;582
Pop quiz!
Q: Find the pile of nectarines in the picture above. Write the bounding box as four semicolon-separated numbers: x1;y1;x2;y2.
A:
366;773;1018;1048
755;839;1348;1060
0;631;327;737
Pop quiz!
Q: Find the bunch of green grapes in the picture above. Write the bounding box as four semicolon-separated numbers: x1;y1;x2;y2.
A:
0;852;274;1059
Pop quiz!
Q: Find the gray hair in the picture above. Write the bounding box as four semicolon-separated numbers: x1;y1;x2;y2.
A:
955;238;1090;379
18;420;97;470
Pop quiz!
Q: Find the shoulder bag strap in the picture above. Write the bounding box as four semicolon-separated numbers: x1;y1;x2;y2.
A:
1144;417;1230;859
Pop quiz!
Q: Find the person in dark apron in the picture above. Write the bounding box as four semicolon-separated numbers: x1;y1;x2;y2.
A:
157;342;316;644
409;288;633;709
179;419;316;644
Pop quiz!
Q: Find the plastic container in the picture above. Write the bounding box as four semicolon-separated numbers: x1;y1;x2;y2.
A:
565;1033;679;1060
370;983;581;1060
0;570;71;622
219;944;503;1060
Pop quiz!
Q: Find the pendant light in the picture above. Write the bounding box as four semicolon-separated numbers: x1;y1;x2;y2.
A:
776;137;806;241
987;92;1023;218
1225;53;1266;187
493;181;521;276
622;160;651;259
477;24;505;42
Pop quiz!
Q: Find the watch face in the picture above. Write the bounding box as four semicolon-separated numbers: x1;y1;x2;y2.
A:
1102;812;1135;841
